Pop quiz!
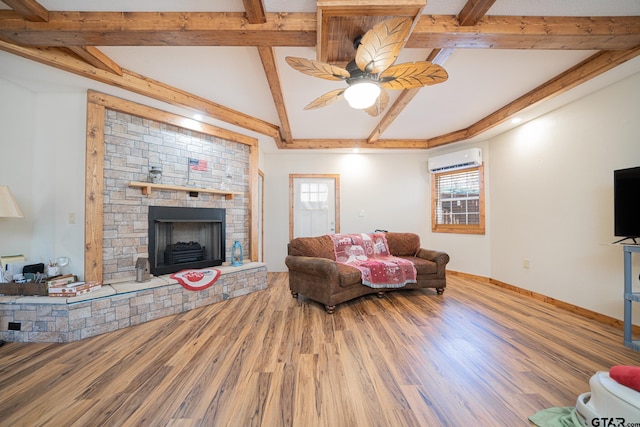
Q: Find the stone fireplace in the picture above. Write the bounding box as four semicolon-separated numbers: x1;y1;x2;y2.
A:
148;206;225;275
0;94;267;344
101;108;250;282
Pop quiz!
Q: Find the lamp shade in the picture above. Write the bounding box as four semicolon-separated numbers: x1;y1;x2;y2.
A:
0;186;24;218
344;81;381;109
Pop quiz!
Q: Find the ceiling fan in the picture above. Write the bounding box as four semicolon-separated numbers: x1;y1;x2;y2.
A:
285;17;449;117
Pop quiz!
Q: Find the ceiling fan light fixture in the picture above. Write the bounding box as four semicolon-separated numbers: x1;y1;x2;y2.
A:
344;81;381;109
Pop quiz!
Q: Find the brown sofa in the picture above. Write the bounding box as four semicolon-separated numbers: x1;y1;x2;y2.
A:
285;232;450;313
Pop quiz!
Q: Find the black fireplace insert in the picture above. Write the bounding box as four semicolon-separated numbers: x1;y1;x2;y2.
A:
148;206;225;276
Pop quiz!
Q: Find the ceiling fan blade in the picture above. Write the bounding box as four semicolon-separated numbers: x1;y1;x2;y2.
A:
379;62;449;90
355;17;412;74
285;57;350;81
364;88;389;117
304;89;346;110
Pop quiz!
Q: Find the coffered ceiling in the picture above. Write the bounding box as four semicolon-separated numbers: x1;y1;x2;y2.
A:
0;0;639;153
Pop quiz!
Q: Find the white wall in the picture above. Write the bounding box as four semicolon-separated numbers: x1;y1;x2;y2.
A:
0;79;36;259
263;152;434;271
32;93;86;277
0;78;86;278
489;72;640;321
262;142;493;276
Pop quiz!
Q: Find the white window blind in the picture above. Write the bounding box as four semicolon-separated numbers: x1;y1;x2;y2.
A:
434;169;481;226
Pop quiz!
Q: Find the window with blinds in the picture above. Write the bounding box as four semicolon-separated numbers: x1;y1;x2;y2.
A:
431;165;485;234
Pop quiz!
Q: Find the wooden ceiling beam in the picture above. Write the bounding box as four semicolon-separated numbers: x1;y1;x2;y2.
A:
285;139;430;150
0;40;282;142
0;13;637;50
409;15;640;50
316;0;425;63
3;1;124;77
2;0;48;22
66;46;123;75
245;2;289;145
88;90;257;146
458;0;496;26
257;46;292;146
0;11;317;47
242;0;267;24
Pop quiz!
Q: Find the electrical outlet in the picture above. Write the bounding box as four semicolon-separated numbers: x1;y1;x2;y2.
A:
8;322;21;331
523;259;530;269
68;212;76;224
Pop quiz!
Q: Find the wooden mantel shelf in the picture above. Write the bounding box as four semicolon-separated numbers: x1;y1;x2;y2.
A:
128;181;243;199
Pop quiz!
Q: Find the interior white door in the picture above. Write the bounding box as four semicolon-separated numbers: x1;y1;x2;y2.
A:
292;177;336;238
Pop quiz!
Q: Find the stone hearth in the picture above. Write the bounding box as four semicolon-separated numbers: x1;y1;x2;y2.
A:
0;263;266;343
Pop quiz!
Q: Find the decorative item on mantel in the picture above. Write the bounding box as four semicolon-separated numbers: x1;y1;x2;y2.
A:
148;165;162;184
220;165;233;191
186;157;208;187
231;240;243;266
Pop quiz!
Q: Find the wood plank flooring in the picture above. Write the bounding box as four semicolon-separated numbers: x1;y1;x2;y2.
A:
1;273;639;426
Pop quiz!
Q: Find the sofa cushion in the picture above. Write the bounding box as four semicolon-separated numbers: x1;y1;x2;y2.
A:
385;232;420;256
288;235;335;260
337;263;363;287
398;256;438;275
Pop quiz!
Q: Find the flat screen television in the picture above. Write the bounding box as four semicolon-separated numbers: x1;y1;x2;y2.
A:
614;166;640;241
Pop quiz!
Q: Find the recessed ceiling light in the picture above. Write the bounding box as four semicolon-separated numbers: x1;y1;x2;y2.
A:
193;114;203;121
511;117;523;124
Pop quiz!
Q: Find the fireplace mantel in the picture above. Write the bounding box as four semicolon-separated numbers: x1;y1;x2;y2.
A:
128;181;243;200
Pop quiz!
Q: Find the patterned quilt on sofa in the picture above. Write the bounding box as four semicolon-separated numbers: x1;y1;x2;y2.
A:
330;233;417;288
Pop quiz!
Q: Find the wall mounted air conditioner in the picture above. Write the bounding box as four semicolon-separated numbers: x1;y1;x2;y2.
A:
428;148;482;173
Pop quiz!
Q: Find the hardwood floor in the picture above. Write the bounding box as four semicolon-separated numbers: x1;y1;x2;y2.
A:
1;273;639;426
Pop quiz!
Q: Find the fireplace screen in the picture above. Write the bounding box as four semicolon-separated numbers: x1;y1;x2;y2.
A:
148;206;225;276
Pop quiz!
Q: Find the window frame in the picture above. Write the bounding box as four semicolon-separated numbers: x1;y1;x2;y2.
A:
431;164;485;235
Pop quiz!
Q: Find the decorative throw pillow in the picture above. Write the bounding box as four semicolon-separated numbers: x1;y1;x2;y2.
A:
610;365;640;392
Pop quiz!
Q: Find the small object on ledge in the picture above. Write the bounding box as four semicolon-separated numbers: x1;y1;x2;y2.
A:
135;257;151;282
0;281;49;296
48;281;102;297
148;166;162;183
231;240;243;267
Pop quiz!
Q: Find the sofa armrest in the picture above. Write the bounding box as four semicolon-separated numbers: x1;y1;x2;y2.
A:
415;248;450;268
285;255;339;281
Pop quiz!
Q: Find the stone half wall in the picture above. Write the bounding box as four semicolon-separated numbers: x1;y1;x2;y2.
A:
0;263;267;343
102;109;250;283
